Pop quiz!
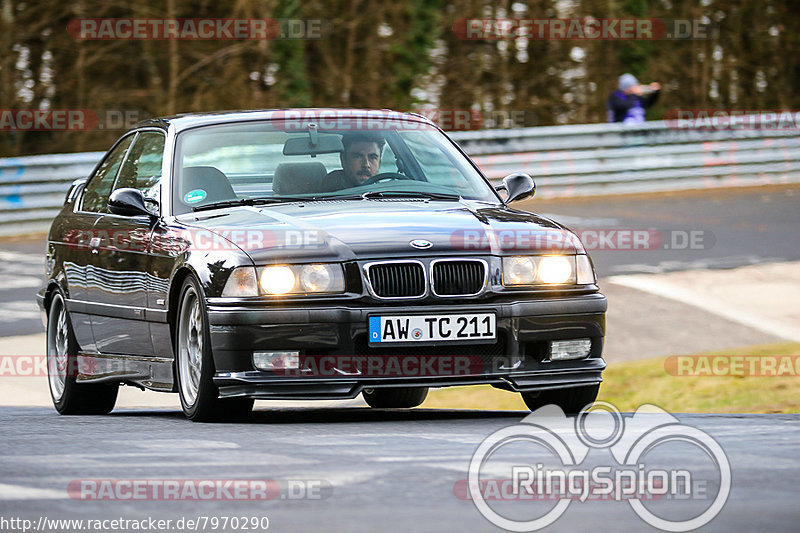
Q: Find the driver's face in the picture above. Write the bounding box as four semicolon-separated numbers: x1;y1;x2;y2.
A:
341;141;381;185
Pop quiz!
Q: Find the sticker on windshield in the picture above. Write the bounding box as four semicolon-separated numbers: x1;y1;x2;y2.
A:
184;189;207;204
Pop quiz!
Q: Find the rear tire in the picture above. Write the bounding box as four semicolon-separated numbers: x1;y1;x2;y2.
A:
362;387;428;408
175;276;253;422
47;291;118;415
520;385;600;415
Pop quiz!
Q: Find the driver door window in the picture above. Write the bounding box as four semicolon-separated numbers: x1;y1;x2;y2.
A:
81;135;134;212
112;131;166;213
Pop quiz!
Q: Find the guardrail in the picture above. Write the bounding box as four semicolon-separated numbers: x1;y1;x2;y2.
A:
450;120;800;198
0;151;104;235
1;119;798;235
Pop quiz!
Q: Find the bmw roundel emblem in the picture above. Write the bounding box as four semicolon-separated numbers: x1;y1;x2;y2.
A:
410;239;433;249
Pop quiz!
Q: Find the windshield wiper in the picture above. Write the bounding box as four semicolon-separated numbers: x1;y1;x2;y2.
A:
359;190;462;201
192;196;320;212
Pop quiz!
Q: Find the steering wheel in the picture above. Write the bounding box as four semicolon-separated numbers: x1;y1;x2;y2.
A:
361;172;415;186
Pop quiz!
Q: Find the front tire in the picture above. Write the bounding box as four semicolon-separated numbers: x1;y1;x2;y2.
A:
175;276;253;422
46;291;118;415
362;387;428;408
520;384;600;415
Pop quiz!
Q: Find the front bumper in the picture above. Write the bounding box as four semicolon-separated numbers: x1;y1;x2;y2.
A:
207;293;607;399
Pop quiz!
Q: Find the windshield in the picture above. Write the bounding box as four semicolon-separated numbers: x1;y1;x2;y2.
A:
172;117;500;214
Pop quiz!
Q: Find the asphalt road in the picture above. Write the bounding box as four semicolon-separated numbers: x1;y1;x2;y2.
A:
0;185;798;338
528;184;800;275
1;185;798;532
1;406;798;532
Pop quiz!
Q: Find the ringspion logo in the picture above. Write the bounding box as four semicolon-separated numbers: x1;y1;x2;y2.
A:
464;403;730;531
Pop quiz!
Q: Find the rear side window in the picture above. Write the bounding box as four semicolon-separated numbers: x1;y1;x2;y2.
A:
82;135;134;212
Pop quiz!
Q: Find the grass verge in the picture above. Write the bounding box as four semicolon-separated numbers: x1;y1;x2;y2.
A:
422;342;800;413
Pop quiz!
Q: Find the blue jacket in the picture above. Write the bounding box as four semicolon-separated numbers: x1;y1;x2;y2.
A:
607;89;660;123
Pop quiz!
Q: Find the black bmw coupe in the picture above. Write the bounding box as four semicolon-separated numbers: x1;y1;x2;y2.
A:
37;109;607;421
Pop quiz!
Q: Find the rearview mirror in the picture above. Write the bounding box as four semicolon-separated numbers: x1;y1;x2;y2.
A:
108;188;157;218
283;134;344;157
497;172;535;204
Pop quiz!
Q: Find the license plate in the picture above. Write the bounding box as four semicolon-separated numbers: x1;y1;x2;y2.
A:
368;313;496;344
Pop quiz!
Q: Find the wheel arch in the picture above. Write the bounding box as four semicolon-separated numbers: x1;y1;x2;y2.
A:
167;267;199;391
43;280;67;314
167;267;197;331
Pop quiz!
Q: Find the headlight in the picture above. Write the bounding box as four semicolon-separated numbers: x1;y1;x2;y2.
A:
537;256;572;284
502;255;576;286
261;266;297;295
502;256;537;285
260;264;345;295
300;264;334;292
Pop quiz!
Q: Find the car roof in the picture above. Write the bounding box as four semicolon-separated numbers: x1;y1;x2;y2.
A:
132;108;437;134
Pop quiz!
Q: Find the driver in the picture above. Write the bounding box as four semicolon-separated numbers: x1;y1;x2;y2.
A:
321;132;385;191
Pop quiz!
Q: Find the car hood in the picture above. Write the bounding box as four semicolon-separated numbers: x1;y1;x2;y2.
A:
179;199;581;263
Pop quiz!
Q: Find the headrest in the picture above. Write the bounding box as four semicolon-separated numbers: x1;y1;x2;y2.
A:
181;166;236;205
272;162;327;195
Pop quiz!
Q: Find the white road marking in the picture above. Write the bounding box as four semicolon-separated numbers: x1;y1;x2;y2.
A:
608;274;800;342
0;250;43;263
0;482;66;500
111;440;241;450
0;275;42;289
539;214;621;227
0;300;41;322
610;255;787;274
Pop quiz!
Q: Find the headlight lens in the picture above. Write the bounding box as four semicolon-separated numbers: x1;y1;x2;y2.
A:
300;264;334;292
260;264;345;295
537;256;573;284
502;255;576;286
261;266;296;295
502;256;537;285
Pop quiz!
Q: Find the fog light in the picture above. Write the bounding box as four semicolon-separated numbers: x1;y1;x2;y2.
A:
253;351;300;370
550;339;591;361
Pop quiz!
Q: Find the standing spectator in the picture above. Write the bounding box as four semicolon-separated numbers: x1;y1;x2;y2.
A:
607;73;661;124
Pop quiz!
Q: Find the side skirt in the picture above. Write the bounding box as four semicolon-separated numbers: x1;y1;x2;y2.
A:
74;352;175;392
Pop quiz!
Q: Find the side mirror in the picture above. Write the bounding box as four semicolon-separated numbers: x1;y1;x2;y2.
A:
497;172;535;204
108;188;157;218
